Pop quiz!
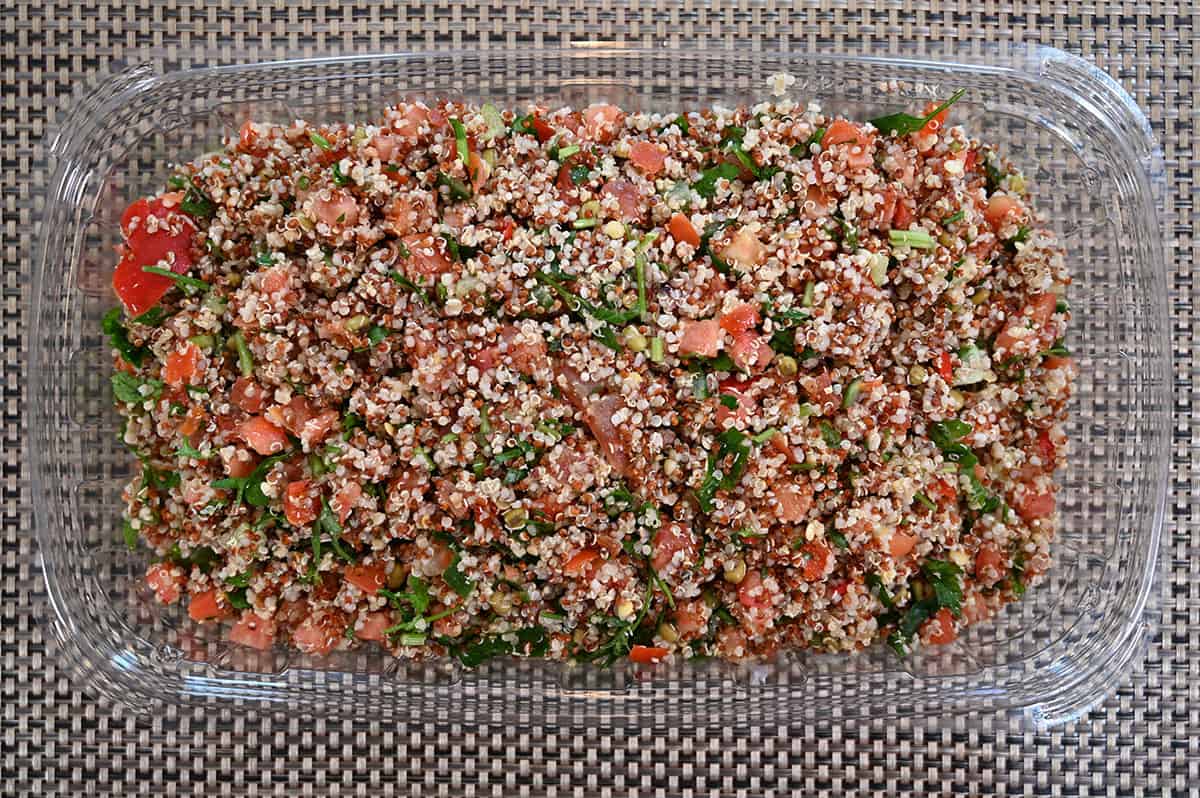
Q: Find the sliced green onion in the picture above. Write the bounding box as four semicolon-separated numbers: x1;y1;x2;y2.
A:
889;229;936;250
309;131;332;150
801;281;815;307
649;336;664;363
842;377;863;408
556;143;580;161
480;103;505;142
450;118;469;164
399;632;427;647
229;331;254;377
571;218;598;230
751;428;779;445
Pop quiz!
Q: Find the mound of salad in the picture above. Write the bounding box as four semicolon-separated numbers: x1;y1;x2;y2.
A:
106;80;1073;667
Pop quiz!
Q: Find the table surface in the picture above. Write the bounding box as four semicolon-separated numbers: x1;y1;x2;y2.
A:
3;2;1196;795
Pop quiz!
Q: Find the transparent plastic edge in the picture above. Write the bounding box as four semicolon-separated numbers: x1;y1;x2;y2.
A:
29;46;1170;722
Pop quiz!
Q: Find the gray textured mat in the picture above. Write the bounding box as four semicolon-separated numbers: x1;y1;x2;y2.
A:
2;2;1196;795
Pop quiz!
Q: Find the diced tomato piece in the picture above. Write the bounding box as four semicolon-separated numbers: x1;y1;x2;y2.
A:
222;448;260;479
892;200;915;230
824;119;865;146
672;599;709;640
284;480;319;526
468;151;491;191
583;104;624;143
651;523;697;575
800;542;831;581
823;120;874;168
500;217;517;242
531;116;556;143
919;100;951;136
1043;355;1073;371
113;196;197;316
935;351;954;381
995;293;1057;355
237;120;261;154
344;562;386;595
720;228;765;269
188;589;226;621
179;405;205;440
889;530;918;559
229;612;276;651
668;212;701;248
563;547;601;576
629;644;668;664
628;141;666;176
922;607;958;645
267;396;339;448
356;611;392;641
974;545;1005;585
737;570;774;612
312;188;359;227
400;233;454;276
774;483;813;523
239;415;289;456
715;382;755;428
145;562;184;605
163;341;201;388
582;394;632;478
984;194;1021;231
600;180;643;221
292;615;337;655
929;477;957;504
231;376;267;414
1016;490;1055;522
1036;428;1056;465
260;267;290;296
332;483;362;524
729;331;773;373
392;103;430;140
471;325;549;376
719;303;761;336
678;319;723;358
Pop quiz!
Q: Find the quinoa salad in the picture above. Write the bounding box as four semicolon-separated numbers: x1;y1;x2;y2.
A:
106;83;1074;666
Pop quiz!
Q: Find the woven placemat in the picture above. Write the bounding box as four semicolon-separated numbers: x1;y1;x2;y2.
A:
3;2;1194;795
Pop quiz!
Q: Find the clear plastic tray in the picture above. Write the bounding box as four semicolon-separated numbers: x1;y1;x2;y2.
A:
30;45;1169;726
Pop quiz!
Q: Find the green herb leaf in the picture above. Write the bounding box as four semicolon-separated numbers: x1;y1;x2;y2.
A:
141;266;210;294
330;161;351;186
692;162;741;199
111;372;163;404
227;587;251;610
101;308;148;366
175;439;208;460
819;421;841;448
869;89;966;137
366;325;390;347
309;131;332;150
122;519;139;550
928;419;972;449
565;164;590;185
443;553;474;598
435;170;472;201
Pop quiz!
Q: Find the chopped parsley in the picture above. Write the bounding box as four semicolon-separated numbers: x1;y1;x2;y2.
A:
101;308;148;367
